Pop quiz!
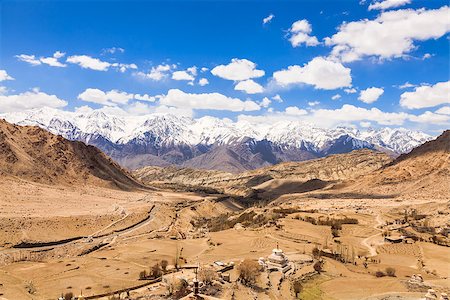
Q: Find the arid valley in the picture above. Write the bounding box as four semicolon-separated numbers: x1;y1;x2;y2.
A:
1;1;450;299
0;119;449;300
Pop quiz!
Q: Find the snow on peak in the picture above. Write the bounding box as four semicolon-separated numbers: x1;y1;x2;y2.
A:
0;107;433;154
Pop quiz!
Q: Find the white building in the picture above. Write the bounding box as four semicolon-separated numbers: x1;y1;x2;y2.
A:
265;248;292;273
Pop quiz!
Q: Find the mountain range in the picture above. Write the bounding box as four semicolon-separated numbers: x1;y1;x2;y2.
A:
135;130;449;200
0;107;433;172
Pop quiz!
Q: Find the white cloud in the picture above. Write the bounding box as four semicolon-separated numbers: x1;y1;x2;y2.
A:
285;106;308;116
436;106;450;115
288;19;320;47
313;105;448;126
78;88;133;106
126;102;153;116
272;94;283;103
308;101;320;106
408;111;449;124
312;104;409;126
325;6;450;62
273;57;352;90
398;82;416;89
400;81;450;109
422;53;432;60
0;70;14;81
234;79;264;94
198;78;209;86
153;105;194;117
186;66;198;76
102;47;125;54
0;89;67;113
67;55;111;71
111;62;138;73
172;66;197;82
201;67;209;72
331;94;341;100
77;88;157;106
360;121;372;127
211;58;265;81
159;89;260;112
53;51;65;59
65;55;135;72
15;54;42;66
172;71;195;81
260;97;271;108
344;88;357;94
16;51;67;67
358;87;384;103
263;14;275;24
368;0;411;11
134;94;162;102
136;64;175;81
237;103;449;128
40;51;67;67
18;52;134;71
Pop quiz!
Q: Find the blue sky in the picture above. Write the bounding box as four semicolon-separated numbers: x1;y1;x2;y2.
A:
0;0;449;133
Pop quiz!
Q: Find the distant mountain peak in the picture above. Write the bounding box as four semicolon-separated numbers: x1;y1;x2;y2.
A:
0;107;434;172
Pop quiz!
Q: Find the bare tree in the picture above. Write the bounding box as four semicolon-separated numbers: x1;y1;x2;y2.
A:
292;280;303;298
151;263;162;278
238;259;261;286
385;267;396;277
198;267;218;285
313;261;323;273
161;259;169;272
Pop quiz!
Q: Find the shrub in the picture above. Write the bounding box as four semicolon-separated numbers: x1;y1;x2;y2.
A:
238;259;261;286
64;292;73;300
166;276;189;297
331;228;340;238
313;261;323;273
24;281;36;294
375;271;385;277
198;267;218;285
385;267;396;277
139;270;148;279
161;259;169;272
312;247;320;259
151;263;163;278
292;280;303;297
331;223;342;231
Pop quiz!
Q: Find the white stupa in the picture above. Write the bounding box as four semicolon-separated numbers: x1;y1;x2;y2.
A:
266;247;292;273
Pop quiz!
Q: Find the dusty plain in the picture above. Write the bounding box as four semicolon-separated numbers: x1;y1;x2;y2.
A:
1;178;449;300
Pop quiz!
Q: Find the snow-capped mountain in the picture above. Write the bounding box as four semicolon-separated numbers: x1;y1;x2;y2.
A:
0;107;434;172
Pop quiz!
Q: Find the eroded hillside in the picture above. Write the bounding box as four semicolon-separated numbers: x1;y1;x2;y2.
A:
0;119;146;190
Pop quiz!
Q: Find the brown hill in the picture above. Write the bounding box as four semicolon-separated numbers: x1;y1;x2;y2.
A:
343;130;450;199
0;119;146;190
135;149;392;197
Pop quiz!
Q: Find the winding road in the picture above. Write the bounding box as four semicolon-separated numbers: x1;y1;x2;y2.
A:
0;204;157;257
361;214;384;257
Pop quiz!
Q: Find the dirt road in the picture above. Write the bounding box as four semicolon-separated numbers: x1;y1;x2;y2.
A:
361;214;384;257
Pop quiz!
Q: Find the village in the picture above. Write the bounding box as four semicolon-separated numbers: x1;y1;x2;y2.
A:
27;199;447;300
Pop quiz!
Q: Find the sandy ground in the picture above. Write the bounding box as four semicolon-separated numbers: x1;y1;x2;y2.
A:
0;179;449;300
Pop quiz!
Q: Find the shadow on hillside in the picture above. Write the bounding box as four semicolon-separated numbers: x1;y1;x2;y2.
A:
256;179;330;199
306;192;397;199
